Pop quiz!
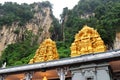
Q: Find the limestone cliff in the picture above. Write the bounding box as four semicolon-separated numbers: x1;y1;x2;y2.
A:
0;2;54;55
114;32;120;49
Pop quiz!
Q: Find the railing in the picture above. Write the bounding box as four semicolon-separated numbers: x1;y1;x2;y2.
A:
0;50;120;80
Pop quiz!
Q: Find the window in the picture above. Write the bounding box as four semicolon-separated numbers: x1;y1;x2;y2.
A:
87;78;93;80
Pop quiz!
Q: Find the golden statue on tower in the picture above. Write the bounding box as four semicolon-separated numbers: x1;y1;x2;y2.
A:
29;38;59;64
70;25;106;57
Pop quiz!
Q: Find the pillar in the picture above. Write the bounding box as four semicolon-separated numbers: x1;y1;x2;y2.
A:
57;67;68;80
0;75;5;80
24;72;33;80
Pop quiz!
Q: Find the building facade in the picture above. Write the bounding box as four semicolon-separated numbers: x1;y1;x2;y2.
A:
0;50;120;80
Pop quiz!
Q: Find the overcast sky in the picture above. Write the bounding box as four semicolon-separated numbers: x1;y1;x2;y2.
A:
0;0;79;19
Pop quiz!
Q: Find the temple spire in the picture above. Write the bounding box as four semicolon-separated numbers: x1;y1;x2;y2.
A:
70;25;106;57
29;38;59;64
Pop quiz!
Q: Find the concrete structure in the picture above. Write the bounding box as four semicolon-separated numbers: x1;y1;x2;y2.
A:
0;50;120;80
70;63;111;80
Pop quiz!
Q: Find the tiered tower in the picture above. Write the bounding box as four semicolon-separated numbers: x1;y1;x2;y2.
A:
29;38;59;64
70;25;106;57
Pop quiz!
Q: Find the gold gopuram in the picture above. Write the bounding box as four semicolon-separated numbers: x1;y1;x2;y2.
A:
29;38;59;64
70;25;106;57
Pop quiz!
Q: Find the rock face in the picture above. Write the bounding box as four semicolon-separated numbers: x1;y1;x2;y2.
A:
0;25;22;55
0;3;53;55
70;25;106;57
114;32;120;49
29;38;59;63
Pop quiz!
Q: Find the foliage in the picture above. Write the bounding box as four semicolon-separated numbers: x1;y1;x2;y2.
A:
1;1;53;26
39;1;52;8
56;41;70;58
50;17;62;41
0;2;33;26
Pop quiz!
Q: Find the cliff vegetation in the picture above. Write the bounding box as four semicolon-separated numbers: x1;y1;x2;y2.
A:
0;0;120;67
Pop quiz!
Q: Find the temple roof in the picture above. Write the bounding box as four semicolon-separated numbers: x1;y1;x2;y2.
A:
71;25;106;57
0;50;120;74
29;38;59;64
0;50;120;80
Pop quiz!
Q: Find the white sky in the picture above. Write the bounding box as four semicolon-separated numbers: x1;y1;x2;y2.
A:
0;0;79;19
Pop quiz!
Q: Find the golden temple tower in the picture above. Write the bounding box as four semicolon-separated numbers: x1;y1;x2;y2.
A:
29;38;59;64
70;25;106;57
